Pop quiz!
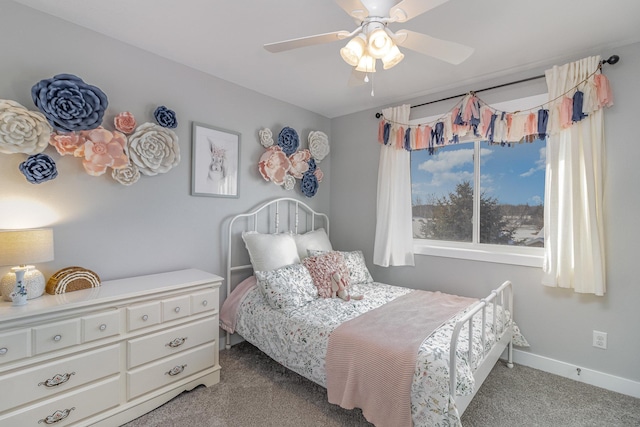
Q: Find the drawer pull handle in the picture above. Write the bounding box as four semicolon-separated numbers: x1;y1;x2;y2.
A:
166;337;188;348
142;314;149;321
38;372;76;388
0;347;7;355
99;324;107;331
174;307;181;313
202;300;208;307
165;364;187;376
53;334;62;342
38;407;75;424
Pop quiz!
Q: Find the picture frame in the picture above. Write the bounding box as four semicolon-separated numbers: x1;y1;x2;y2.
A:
191;122;240;198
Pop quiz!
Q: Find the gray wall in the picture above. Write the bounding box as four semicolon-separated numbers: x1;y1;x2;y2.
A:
0;2;330;304
330;42;640;382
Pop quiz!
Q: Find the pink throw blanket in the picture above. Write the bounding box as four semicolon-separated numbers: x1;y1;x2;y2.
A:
326;290;477;427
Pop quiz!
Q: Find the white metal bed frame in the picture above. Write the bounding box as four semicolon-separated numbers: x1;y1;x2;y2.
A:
225;197;513;416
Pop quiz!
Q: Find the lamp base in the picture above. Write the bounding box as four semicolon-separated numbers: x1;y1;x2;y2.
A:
1;266;46;301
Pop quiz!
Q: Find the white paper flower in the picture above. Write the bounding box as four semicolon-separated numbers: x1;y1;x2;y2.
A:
127;122;180;176
308;130;329;162
0;99;52;155
283;174;296;191
259;128;274;148
112;163;141;186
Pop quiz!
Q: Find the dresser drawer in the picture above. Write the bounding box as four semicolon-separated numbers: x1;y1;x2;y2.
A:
0;376;120;427
82;310;120;342
0;329;30;365
33;319;80;355
190;288;219;315
161;294;191;322
0;345;120;413
127;317;217;368
127;342;216;400
127;301;161;331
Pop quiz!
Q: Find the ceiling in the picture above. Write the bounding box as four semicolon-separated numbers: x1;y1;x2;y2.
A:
10;0;640;118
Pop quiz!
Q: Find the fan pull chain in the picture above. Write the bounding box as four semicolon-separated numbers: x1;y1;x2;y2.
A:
370;74;375;97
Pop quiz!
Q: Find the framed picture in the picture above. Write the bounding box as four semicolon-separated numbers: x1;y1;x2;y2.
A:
191;122;240;198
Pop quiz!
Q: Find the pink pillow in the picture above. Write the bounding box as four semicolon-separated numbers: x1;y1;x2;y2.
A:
303;251;350;298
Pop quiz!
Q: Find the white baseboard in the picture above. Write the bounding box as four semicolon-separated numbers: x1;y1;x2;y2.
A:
502;349;640;399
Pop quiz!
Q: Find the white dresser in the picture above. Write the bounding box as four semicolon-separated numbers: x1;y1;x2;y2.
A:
0;269;222;427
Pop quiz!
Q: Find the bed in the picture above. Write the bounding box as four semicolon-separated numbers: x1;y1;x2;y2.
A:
221;198;521;427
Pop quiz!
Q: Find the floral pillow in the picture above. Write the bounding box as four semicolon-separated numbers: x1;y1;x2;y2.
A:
255;264;316;310
302;251;350;298
308;249;373;285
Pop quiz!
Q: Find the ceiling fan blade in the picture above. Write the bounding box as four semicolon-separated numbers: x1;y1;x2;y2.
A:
264;31;350;53
389;0;451;23
335;0;369;21
394;30;474;64
348;68;367;87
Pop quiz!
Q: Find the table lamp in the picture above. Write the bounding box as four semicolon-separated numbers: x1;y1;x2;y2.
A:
0;229;54;306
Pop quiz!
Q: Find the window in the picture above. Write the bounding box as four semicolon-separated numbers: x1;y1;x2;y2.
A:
410;94;547;266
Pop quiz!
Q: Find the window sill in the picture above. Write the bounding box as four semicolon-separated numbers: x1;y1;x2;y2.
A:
413;240;543;268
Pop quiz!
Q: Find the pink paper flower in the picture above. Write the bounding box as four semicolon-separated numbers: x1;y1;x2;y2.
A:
288;149;311;179
49;132;86;156
314;168;324;183
79;127;128;176
259;145;291;185
114;111;136;134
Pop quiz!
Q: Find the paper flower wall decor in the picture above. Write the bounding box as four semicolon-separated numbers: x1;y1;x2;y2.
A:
153;106;178;129
257;126;327;197
127;122;180;176
19;153;58;184
31;74;108;132
277;126;299;155
308;131;329;162
1;73;182;185
259;128;274;148
114;111;137;134
0;99;52;155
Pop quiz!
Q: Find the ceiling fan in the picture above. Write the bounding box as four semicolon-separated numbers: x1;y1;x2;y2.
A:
264;0;474;85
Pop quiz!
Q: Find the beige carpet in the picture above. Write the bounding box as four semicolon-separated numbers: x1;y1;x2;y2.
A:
123;341;640;427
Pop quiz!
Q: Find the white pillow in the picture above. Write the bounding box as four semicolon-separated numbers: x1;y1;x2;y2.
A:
242;231;300;272
292;228;332;260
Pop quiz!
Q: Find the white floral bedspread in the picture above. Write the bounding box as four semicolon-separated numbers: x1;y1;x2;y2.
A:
234;281;523;427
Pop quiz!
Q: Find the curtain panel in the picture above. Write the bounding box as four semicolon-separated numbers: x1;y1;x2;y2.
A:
373;104;415;267
543;56;607;295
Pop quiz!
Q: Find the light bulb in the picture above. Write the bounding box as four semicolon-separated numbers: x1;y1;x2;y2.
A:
382;44;404;70
340;35;366;67
367;28;393;59
355;55;376;73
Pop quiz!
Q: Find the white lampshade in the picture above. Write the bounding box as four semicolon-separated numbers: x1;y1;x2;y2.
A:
367;28;394;59
340;35;366;67
382;44;405;69
355;54;377;73
0;228;54;267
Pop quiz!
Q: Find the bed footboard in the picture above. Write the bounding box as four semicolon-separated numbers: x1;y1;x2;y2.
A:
450;280;513;413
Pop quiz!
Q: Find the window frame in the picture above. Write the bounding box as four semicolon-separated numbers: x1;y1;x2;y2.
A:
410;94;547;268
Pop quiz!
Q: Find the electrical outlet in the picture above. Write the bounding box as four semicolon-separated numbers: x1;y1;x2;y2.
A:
593;330;607;349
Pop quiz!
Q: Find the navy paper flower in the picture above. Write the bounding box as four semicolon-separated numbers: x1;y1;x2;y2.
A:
19;153;58;184
153;106;178;129
301;171;319;198
277;127;299;156
31;74;108;132
307;158;317;173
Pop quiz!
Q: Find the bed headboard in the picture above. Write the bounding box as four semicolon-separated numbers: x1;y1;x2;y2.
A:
226;197;329;298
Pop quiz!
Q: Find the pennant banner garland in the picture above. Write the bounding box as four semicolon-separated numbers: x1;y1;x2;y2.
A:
378;65;613;154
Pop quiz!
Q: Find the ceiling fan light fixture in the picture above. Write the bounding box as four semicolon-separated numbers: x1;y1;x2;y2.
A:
382;44;404;69
367;28;393;59
340;34;366;67
355;54;376;73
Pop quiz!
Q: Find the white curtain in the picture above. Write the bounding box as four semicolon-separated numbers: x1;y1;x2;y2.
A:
373;104;415;267
543;56;606;295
